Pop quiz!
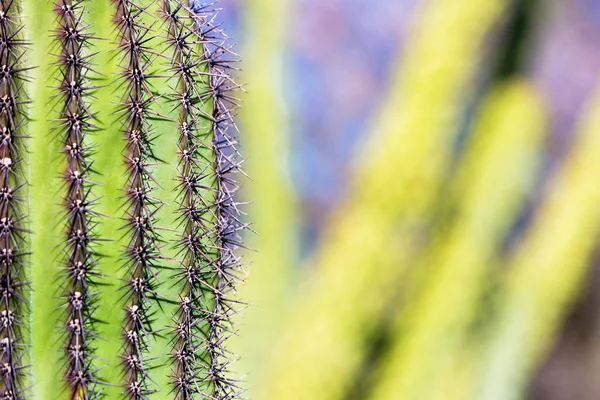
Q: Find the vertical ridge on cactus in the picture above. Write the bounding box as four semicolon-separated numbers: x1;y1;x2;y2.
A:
0;0;29;397
161;1;246;398
112;0;164;397
54;0;101;398
0;0;247;397
161;1;209;397
190;2;246;398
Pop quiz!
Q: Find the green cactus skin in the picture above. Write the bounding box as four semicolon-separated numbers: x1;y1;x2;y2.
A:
13;0;246;398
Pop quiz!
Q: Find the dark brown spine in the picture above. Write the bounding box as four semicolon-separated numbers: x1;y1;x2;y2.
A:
55;0;101;398
0;1;28;398
163;1;246;398
113;1;163;398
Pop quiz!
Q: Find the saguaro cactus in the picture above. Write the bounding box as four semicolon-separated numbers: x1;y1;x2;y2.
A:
55;0;101;397
0;0;29;397
0;0;245;399
162;1;245;398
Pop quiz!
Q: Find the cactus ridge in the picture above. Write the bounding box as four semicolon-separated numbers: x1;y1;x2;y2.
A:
112;0;165;398
161;1;208;398
53;1;104;398
0;0;30;398
192;2;246;398
160;1;247;398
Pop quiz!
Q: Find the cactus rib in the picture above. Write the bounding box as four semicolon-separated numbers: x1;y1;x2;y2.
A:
161;1;208;397
191;2;246;398
161;1;246;398
112;0;163;398
0;1;29;398
54;0;102;398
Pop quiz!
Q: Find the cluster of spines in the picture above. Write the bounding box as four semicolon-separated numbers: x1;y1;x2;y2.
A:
0;1;29;398
161;1;212;398
53;0;101;398
161;1;246;398
113;0;163;398
200;4;247;396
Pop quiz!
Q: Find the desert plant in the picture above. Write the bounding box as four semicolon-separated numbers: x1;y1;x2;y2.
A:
258;0;512;397
0;0;245;399
369;80;547;400
248;1;600;399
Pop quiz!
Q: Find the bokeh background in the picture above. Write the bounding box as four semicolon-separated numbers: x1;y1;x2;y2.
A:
217;0;600;399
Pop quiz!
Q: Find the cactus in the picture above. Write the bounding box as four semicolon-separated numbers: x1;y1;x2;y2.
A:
55;0;101;397
257;0;511;397
0;0;245;399
0;1;29;397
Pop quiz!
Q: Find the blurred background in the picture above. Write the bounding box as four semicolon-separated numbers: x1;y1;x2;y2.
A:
217;0;600;399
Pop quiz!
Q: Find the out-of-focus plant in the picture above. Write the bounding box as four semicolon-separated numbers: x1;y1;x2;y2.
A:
475;86;600;400
257;0;511;398
368;80;547;400
242;0;600;399
231;0;297;386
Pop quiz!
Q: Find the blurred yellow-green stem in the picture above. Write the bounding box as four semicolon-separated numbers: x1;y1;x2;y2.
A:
232;0;297;389
476;85;600;400
258;0;510;398
369;80;547;400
